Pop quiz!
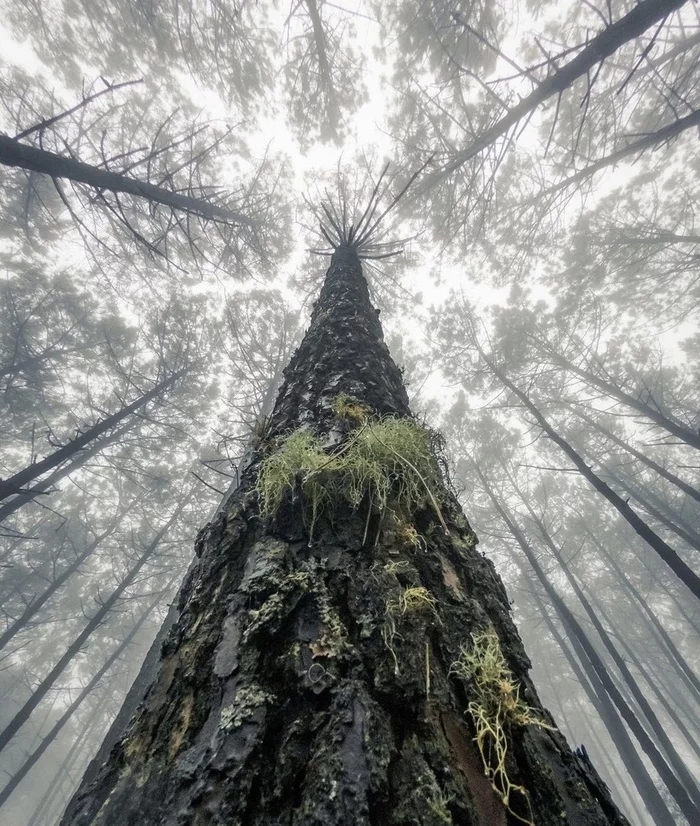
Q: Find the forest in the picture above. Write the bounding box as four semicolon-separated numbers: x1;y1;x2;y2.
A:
0;0;698;824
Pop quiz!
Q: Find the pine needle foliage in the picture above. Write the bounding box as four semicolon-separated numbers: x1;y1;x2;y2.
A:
256;417;444;537
450;629;556;825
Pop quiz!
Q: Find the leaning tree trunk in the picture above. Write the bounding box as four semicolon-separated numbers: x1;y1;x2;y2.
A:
62;245;628;826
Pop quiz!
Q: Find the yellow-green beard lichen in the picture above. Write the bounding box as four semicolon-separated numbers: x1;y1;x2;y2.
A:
220;685;274;731
449;628;556;825
330;392;371;424
256;417;445;538
383;586;439;674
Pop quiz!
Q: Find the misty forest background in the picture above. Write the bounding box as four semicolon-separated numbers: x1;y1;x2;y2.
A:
0;0;698;823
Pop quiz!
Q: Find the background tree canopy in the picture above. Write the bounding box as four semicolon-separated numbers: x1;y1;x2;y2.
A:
0;1;698;824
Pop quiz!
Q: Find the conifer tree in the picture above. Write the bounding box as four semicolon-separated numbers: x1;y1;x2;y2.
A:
61;197;628;826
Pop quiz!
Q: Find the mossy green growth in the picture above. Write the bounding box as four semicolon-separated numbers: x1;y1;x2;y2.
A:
256;417;445;537
449;628;556;825
330;392;371;424
220;684;273;731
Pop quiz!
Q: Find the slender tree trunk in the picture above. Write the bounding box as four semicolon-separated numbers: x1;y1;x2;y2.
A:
0;370;185;503
536;108;700;199
583;526;700;700
641;557;700;637
576;410;700;503
424;0;688;186
477;468;699;823
479;349;700;600
528;586;666;826
589;594;700;765
303;0;342;133
74;593;182;795
581;722;649;826
527;510;700;808
542;351;700;451
602;466;700;552
27;703;106;826
0;520;119;653
0;419;137;523
0;343;90;380
61;246;628;826
0;136;252;225
0;584;170;809
0;500;183;754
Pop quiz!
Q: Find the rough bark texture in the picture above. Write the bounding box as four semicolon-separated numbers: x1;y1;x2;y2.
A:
62;246;628;826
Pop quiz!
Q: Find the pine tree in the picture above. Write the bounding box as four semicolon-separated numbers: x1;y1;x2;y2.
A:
61;206;628;826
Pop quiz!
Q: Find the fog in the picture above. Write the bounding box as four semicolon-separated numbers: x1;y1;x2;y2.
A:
0;1;698;824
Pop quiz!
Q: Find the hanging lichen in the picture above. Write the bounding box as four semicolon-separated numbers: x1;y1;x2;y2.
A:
449;628;557;825
255;416;447;537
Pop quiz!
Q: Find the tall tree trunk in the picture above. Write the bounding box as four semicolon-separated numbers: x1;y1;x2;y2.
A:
477;466;699;823
582;526;700;700
589;593;700;759
27;703;106;826
540;350;700;451
61;246;628;826
535;108;700;200
601;465;700;552
0;500;183;754
526;509;700;808
0;518;120;653
0;369;185;503
640;556;700;637
74;593;183;795
526;582;674;826
0;584;170;809
575;410;700;503
479;348;700;600
0;418;137;523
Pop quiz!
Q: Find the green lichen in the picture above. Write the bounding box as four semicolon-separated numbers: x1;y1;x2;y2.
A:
243;570;315;642
310;584;350;659
383;586;439;674
449;628;556;825
256;417;446;537
220;684;273;731
330;392;371;424
423;785;454;824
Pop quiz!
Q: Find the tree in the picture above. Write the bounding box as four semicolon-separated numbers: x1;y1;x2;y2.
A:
0;368;187;507
0;495;186;755
61;221;627;825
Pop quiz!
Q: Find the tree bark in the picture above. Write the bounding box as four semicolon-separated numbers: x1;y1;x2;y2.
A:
0;369;184;504
61;246;628;826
